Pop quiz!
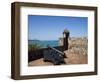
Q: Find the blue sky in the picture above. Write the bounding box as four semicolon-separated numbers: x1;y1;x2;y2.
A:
28;15;88;40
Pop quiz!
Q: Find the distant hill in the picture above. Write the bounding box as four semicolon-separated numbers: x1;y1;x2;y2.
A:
29;39;40;42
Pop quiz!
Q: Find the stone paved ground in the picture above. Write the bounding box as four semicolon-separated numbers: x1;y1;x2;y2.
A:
28;50;87;66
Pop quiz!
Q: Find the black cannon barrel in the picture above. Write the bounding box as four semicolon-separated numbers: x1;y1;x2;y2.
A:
48;46;65;55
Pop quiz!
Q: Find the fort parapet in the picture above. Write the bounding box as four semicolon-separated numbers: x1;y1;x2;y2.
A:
28;29;70;62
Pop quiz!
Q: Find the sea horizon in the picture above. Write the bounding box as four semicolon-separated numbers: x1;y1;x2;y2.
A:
28;40;59;48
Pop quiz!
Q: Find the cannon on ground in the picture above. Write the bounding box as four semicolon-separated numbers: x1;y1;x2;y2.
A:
43;46;66;65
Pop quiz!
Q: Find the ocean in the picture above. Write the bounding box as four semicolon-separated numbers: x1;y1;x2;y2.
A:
28;40;59;48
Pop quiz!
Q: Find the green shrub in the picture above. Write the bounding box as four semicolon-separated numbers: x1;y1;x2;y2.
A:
28;43;42;51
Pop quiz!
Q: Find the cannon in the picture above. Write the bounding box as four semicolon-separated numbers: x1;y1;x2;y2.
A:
43;46;66;65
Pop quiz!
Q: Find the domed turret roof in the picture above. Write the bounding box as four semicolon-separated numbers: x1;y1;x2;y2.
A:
63;29;69;34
